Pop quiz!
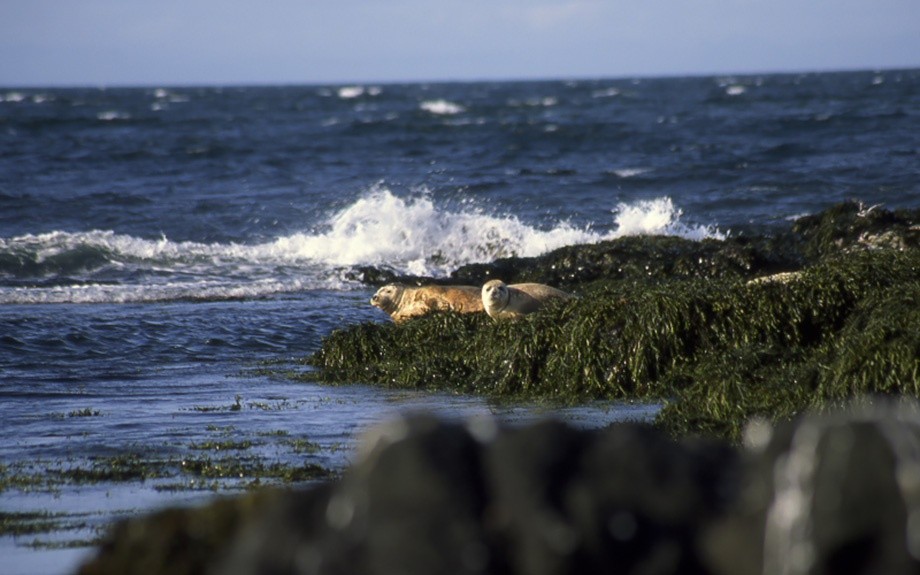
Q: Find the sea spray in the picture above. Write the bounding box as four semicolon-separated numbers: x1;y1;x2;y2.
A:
278;187;725;276
272;187;598;276
612;198;725;241
0;189;724;304
419;100;466;115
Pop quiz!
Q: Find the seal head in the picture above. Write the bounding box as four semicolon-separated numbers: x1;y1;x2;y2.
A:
482;279;512;318
370;284;404;316
482;279;572;320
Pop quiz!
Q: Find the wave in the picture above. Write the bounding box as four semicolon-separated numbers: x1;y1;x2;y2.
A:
609;167;652;179
275;188;723;274
0;278;318;305
0;189;723;304
337;86;382;99
420;100;466;115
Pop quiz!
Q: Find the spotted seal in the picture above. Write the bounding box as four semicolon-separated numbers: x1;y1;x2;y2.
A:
481;279;572;320
370;283;484;323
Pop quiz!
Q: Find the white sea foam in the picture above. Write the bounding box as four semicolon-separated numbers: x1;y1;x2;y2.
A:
612;197;723;241
591;88;621;98
1;91;27;103
611;167;652;178
269;187;597;277
97;111;130;121
337;85;382;99
725;85;747;96
338;86;365;99
0;190;723;304
420;99;466;115
0;278;319;305
151;88;189;103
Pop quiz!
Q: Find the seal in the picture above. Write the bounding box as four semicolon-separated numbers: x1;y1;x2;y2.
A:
370;283;484;324
481;279;572;320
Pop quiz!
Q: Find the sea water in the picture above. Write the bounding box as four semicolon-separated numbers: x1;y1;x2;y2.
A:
1;69;918;574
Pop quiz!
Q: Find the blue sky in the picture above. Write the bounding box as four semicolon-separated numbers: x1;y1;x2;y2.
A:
2;0;919;86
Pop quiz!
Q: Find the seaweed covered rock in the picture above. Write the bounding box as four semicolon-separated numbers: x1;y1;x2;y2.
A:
792;200;920;260
449;235;785;289
307;247;920;440
80;406;920;575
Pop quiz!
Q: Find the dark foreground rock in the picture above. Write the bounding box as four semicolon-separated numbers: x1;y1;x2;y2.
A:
80;403;920;575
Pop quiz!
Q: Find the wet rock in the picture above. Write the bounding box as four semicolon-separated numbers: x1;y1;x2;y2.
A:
79;406;920;575
404;235;794;290
320;416;492;575
703;404;920;575
79;417;737;575
77;488;291;575
484;421;737;575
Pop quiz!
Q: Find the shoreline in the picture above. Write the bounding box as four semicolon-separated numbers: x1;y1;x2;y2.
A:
11;200;920;574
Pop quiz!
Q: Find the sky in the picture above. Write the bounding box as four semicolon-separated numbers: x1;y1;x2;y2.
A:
2;0;919;87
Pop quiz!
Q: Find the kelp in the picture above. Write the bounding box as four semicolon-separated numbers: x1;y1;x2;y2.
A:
304;246;920;442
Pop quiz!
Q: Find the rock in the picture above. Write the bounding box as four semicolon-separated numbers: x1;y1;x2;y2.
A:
78;416;737;575
746;271;803;285
703;404;920;575
792;201;920;259
484;421;737;575
79;405;920;575
77;488;291;575
448;235;789;288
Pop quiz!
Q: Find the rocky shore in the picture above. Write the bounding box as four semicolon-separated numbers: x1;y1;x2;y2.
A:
312;201;920;441
78;202;920;574
80;404;920;575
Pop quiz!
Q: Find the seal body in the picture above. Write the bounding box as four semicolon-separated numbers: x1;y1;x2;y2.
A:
370;283;484;323
481;279;572;320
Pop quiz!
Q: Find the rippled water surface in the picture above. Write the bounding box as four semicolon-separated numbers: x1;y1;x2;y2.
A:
0;294;656;575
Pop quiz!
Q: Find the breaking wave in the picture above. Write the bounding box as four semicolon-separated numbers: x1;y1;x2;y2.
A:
0;188;723;304
420;100;466;115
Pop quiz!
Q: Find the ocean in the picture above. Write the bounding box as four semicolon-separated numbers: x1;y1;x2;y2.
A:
2;69;919;574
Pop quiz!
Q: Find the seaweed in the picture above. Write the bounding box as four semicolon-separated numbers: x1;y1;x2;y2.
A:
302;230;920;442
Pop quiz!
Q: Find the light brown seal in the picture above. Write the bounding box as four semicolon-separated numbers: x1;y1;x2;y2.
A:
370;283;484;324
481;279;572;320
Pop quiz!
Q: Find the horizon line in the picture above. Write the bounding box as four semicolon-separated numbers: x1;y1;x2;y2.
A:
2;64;918;91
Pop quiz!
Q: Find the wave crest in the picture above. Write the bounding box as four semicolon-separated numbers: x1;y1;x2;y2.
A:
420;100;466;115
286;188;723;274
0;189;723;304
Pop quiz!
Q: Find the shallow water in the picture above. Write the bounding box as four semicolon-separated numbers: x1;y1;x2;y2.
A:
0;293;657;575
